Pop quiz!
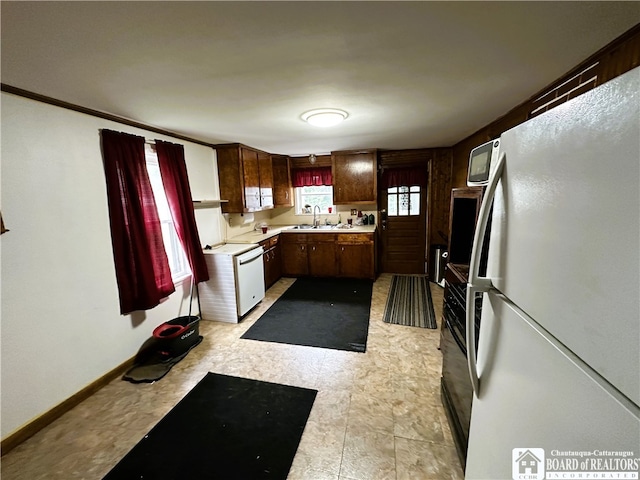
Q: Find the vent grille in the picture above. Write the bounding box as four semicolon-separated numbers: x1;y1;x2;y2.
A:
529;62;600;118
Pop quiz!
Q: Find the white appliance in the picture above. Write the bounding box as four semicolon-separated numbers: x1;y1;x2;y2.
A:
465;68;640;479
200;243;265;323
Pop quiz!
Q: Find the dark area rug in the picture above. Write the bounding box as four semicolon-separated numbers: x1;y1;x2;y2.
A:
241;277;373;352
103;372;317;480
383;275;437;328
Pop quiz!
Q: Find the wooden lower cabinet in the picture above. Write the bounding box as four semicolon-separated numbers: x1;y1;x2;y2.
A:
281;234;308;276
281;232;375;280
308;236;337;277
260;235;281;289
338;244;373;279
337;233;375;279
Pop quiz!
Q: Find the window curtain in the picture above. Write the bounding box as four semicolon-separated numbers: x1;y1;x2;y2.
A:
155;140;210;284
291;166;332;187
101;129;175;315
381;166;428;188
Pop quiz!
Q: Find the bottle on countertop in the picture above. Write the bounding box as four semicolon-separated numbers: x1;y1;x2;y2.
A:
369;214;375;225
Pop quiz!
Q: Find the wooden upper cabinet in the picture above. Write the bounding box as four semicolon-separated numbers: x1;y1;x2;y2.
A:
215;143;274;213
272;155;293;207
241;147;261;211
258;151;274;209
331;149;378;204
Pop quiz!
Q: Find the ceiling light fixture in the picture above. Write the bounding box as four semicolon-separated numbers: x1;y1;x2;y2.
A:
301;108;348;127
308;154;317;164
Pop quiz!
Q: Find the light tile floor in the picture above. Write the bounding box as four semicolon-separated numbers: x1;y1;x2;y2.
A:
1;273;464;480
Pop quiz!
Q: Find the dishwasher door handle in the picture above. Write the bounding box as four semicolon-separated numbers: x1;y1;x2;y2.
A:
239;251;263;265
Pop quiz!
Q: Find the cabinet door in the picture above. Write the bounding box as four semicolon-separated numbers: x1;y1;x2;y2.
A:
332;150;377;204
261;237;282;289
270;242;282;286
263;247;275;289
338;243;374;279
241;148;261;211
260;240;270;288
258;151;274;208
281;243;308;276
272;155;293;207
308;242;337;277
216;146;245;214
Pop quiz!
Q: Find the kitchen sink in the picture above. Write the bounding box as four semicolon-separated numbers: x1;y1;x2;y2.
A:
291;224;336;230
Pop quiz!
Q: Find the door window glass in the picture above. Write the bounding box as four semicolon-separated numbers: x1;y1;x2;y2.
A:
387;186;420;216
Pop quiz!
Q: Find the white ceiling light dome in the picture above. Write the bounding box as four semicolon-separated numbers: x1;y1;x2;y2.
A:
301;108;348;127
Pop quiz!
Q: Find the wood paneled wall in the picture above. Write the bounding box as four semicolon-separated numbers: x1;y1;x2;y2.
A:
451;23;640;188
290;155;332;169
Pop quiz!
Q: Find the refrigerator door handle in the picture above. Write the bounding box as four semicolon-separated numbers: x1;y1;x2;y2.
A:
466;151;506;396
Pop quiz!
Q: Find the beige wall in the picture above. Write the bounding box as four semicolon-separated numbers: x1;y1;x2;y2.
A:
0;93;222;439
223;204;378;241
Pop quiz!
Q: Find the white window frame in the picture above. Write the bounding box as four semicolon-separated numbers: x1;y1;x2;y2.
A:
145;146;191;283
294;185;335;216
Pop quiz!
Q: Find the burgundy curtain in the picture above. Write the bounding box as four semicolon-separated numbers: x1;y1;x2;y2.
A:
101;129;175;315
381;166;428;188
155;140;210;284
291;167;332;187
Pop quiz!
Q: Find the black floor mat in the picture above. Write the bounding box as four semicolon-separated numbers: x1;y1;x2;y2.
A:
104;373;317;480
241;277;373;352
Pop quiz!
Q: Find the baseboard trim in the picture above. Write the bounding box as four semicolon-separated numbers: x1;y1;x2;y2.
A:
1;355;136;456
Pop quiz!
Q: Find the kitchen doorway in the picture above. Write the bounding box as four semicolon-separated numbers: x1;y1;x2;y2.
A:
378;168;428;274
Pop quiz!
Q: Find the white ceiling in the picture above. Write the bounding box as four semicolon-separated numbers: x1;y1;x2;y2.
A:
2;2;639;156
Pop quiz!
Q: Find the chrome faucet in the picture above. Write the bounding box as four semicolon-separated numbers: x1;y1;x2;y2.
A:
313;205;321;227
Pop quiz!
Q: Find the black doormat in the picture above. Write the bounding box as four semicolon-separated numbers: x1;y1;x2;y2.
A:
241;277;373;352
383;275;437;328
103;373;317;480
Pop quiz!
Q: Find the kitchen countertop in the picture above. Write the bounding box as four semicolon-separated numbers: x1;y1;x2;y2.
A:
227;224;377;244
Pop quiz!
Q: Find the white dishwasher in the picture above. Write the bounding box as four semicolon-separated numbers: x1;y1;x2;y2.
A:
200;243;265;323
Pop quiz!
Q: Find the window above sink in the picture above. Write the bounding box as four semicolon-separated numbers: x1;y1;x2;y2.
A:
295;186;334;215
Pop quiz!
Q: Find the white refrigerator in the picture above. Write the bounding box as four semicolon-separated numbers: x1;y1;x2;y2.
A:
465;67;640;479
